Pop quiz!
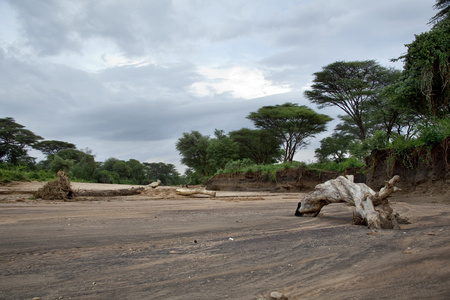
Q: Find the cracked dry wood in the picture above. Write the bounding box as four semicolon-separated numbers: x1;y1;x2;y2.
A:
295;175;401;229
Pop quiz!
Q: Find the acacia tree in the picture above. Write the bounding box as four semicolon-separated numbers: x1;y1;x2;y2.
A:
367;79;421;142
305;60;396;140
0;117;43;165
247;103;332;163
333;115;367;141
34;140;76;156
176;130;212;176
429;0;450;25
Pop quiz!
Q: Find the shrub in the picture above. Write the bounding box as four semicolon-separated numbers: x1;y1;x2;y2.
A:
308;156;365;173
417;118;450;146
27;170;56;181
222;159;254;173
0;166;28;182
217;160;306;182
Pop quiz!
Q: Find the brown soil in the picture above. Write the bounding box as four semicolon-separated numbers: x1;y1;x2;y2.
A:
0;181;449;299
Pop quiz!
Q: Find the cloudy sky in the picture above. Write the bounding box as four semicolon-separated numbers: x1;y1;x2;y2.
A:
0;0;435;172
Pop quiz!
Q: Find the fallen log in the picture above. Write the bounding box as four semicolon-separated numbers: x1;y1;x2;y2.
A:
295;175;401;229
33;172;145;200
175;187;216;197
76;187;144;197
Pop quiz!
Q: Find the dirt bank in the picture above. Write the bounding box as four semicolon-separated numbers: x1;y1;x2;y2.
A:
0;181;449;299
366;137;449;195
206;138;449;197
206;169;341;193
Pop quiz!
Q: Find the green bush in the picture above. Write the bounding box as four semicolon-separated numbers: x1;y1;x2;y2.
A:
0;166;28;182
417;118;450;146
384;118;450;163
365;131;388;150
217;160;306;182
222;159;255;173
308;156;365;173
186;171;210;185
27;170;56;181
389;134;418;153
0;162;60;182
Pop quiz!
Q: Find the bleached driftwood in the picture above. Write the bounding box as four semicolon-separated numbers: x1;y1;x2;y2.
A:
295;175;401;229
175;187;216;197
148;180;161;189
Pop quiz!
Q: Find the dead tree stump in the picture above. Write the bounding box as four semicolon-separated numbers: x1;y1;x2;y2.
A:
295;175;402;229
34;171;74;200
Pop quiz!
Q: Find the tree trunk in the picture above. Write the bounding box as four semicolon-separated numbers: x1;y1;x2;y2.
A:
77;187;144;197
295;175;401;229
175;187;216;197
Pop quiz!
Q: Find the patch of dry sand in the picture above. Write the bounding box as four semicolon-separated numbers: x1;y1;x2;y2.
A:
0;181;449;299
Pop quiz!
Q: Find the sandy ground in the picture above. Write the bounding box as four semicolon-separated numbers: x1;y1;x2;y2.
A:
0;181;449;300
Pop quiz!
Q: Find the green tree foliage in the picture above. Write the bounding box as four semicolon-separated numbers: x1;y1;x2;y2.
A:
49;154;74;174
102;157;120;172
34;140;76;156
417;118;450;145
206;129;240;171
72;154;96;181
315;134;353;163
94;169;116;184
143;162;181;185
57;148;87;162
112;160;131;181
46;148;96;180
368;79;420;142
0;117;43;165
181;168;196;184
429;0;450;25
229;128;282;164
305;60;397;140
127;159;146;184
0;118;185;184
94;158;122;183
333;115;365;141
395;17;450;119
176;130;211;176
93;158;182;185
247;103;332;163
366;70;402;136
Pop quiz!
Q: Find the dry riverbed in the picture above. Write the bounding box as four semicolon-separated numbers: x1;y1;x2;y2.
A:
0;182;449;299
